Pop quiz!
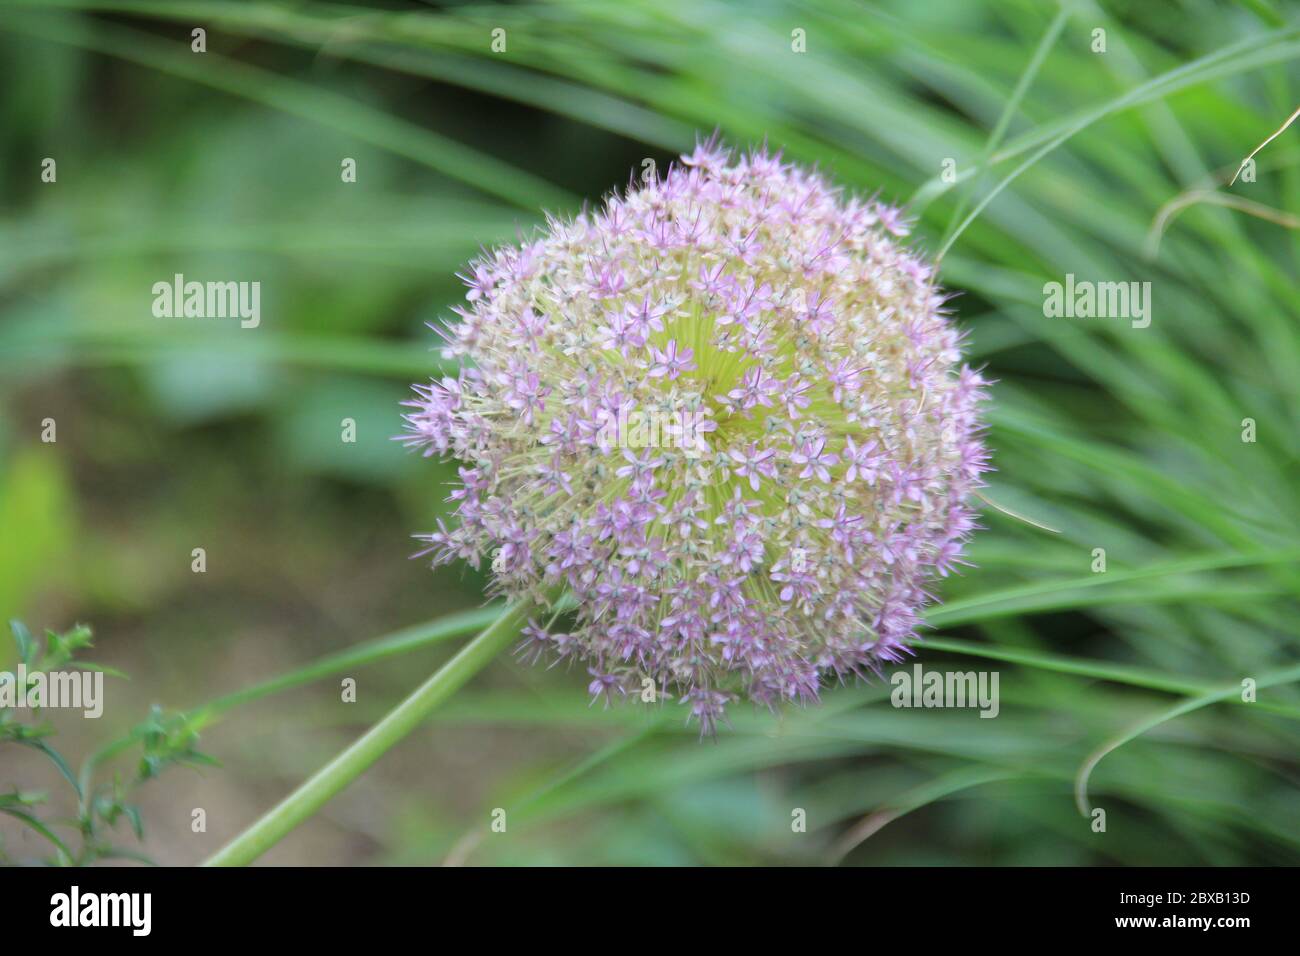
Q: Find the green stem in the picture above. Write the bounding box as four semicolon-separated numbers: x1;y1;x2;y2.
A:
74;607;505;828
202;601;529;867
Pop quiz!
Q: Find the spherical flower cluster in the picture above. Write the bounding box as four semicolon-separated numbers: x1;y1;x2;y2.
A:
402;141;990;732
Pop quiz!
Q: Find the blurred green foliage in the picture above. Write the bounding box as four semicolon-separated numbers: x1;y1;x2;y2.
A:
0;0;1297;865
1;621;213;865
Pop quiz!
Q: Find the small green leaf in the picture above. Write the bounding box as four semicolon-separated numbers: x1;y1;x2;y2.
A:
0;807;74;863
9;620;36;666
124;804;144;841
0;789;48;809
70;661;130;679
17;738;82;800
41;624;93;670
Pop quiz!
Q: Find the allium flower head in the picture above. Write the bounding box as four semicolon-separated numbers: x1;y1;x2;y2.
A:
402;140;990;732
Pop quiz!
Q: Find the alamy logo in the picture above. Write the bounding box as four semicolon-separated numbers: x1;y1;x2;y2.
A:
50;886;151;936
0;666;103;718
596;405;713;459
890;664;999;718
1043;273;1150;328
152;273;260;328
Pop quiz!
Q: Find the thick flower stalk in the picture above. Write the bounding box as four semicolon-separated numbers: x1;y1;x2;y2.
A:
402;142;990;732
